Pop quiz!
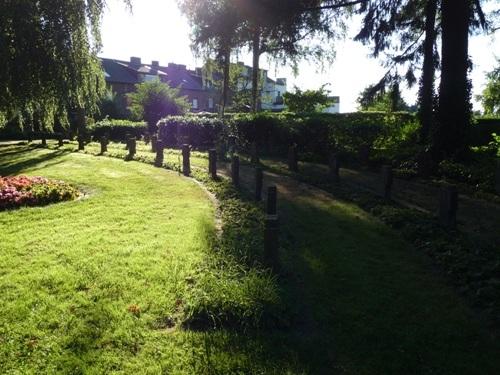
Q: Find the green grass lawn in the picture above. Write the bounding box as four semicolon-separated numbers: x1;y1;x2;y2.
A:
0;144;219;373
277;195;500;374
1;143;499;374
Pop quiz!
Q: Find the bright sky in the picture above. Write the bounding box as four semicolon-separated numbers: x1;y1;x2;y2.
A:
100;0;499;113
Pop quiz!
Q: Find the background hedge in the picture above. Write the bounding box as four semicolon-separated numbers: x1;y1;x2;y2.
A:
89;119;147;141
156;112;418;164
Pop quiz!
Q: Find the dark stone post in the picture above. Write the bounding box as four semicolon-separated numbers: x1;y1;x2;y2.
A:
495;159;500;195
255;167;263;201
58;134;64;147
329;154;340;182
266;186;277;215
155;140;164;167
264;215;279;271
127;137;136;159
100;136;108;153
250;142;259;164
182;144;191;176
439;185;458;228
124;133;131;150
417;150;433;177
41;134;47;147
288;145;298;172
208;149;217;179
359;145;370;165
78;136;85;151
231;155;240;187
151;134;157;153
381;165;393;200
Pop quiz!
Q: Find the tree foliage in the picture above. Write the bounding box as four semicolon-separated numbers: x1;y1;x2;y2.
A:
478;60;500;116
0;0;127;132
178;0;343;113
127;80;190;133
357;82;412;112
355;0;496;160
284;85;332;113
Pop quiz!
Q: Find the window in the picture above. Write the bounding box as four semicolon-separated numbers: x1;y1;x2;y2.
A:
208;97;214;109
192;98;198;109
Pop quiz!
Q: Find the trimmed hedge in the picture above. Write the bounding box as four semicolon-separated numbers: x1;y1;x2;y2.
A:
89;119;147;141
157;111;417;163
157;115;224;149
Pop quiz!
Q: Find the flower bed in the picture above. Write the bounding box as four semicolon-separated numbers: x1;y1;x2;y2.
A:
0;176;79;210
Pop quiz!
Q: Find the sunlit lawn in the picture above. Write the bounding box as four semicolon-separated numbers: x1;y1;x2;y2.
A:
0;145;219;373
0;143;499;374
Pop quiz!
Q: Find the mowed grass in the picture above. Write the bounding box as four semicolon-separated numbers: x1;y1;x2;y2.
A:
0;145;219;373
0;144;296;374
1;143;499;374
277;195;500;374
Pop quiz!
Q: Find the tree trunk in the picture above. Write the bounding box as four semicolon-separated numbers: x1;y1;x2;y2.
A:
436;0;471;160
251;29;261;113
418;0;438;144
221;47;231;116
76;106;86;138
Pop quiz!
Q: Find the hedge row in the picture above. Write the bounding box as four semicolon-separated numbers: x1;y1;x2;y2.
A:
89;119;147;141
156;112;418;163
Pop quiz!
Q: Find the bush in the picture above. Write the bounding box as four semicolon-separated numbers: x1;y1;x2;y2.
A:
230;112;417;163
90;118;147;141
157;111;417;163
127;80;190;133
157;115;224;149
0;176;79;210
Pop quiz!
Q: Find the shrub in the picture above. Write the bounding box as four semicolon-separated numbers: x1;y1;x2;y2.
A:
0;176;79;210
90;118;147;141
227;111;416;163
157;115;224;149
157;111;417;163
127;80;190;133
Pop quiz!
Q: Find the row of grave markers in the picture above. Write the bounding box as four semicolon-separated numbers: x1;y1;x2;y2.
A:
73;136;499;236
30;135;500;272
70;136;500;234
287;145;462;229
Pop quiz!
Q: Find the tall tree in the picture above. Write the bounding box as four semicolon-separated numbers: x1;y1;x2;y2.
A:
417;0;438;144
435;0;472;160
233;0;341;112
355;0;493;159
178;0;242;115
355;0;439;141
0;0;126;133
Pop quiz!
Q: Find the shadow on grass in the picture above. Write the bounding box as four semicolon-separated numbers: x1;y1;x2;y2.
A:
275;197;500;374
184;186;500;374
0;144;70;176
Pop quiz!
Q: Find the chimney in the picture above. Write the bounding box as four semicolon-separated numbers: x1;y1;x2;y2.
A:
151;60;159;68
130;56;141;65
